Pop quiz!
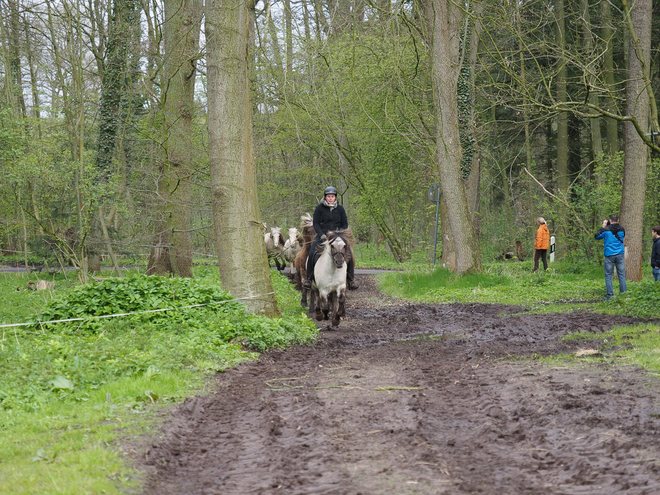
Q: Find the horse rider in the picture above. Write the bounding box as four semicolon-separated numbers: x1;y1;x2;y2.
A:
303;186;359;290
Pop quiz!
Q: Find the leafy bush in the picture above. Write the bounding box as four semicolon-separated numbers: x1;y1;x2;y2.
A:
605;281;660;318
1;274;317;414
36;274;240;333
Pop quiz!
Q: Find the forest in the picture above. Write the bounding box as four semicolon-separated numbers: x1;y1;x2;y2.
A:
1;0;659;291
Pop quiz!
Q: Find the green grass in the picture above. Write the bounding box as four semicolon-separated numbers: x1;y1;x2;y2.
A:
377;260;607;309
0;268;315;494
352;243;428;270
533;323;660;377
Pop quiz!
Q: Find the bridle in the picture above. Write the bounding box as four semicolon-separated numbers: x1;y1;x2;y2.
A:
328;236;347;267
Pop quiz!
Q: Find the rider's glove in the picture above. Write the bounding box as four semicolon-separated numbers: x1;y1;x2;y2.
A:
320;234;328;242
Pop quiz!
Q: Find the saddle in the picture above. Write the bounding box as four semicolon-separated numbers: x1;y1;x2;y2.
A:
308;242;325;279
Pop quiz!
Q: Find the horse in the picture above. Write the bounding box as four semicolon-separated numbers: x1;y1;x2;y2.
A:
293;213;315;305
309;230;350;327
282;227;303;274
264;226;286;271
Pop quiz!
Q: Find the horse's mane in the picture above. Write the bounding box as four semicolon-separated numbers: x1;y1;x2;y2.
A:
299;213;315;245
327;228;355;249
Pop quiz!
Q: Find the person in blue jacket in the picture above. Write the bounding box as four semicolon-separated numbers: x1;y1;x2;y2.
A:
303;186;358;290
595;214;627;299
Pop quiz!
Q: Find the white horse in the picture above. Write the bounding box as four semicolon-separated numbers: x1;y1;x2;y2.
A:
264;226;286;271
310;231;348;327
282;227;303;273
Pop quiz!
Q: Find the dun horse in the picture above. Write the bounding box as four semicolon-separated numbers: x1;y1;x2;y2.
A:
309;230;351;327
264;226;286;271
293;213;315;306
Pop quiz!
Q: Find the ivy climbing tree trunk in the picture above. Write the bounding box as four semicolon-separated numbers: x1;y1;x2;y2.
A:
206;0;279;315
95;0;139;275
423;0;481;274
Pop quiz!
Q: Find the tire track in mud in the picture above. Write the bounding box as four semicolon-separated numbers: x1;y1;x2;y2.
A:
138;275;660;494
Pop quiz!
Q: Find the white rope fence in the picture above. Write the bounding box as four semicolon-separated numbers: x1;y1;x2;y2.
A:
0;292;276;329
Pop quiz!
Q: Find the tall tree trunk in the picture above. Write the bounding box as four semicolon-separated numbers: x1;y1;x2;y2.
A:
601;0;618;155
94;0;139;273
424;0;481;274
620;0;652;282
516;1;532;171
555;0;569;231
580;0;602;163
465;6;483;231
206;0;279;315
284;0;293;74
160;0;202;278
7;0;27;117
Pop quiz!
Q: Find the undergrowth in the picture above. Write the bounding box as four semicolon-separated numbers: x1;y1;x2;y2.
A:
0;269;315;494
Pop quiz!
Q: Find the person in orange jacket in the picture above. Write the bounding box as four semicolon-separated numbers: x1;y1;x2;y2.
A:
533;217;550;272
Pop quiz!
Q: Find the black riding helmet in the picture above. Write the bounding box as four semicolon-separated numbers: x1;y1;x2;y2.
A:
324;186;338;196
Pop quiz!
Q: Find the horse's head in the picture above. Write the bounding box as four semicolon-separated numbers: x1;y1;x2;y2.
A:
287;228;299;245
270;227;283;247
326;232;348;268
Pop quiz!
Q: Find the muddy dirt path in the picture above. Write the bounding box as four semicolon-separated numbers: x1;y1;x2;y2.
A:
138;275;660;494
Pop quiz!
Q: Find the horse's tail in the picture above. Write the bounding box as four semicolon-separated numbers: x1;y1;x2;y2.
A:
300;213;315;245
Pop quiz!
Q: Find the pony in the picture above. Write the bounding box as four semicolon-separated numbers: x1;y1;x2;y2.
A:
264;226;286;271
293;213;315;305
282;227;303;274
309;230;351;327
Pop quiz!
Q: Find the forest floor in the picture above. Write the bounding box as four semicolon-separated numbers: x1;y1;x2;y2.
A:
135;275;660;494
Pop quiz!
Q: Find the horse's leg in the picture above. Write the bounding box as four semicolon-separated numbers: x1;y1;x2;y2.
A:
331;292;341;327
337;289;346;317
321;293;330;320
301;287;308;308
308;288;315;313
312;290;323;320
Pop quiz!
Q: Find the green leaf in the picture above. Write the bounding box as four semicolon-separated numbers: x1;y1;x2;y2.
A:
50;375;74;391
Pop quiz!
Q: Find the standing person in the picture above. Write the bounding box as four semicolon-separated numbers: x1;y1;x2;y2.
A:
533;217;550;272
303;186;358;290
651;225;660;282
595;214;627;300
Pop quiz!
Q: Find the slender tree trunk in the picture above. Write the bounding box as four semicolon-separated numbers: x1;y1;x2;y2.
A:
555;0;568;226
465;7;483;231
206;0;279;315
516;2;532;171
284;0;293;74
620;0;652;282
7;0;27;117
424;0;481;274
580;0;602;163
601;0;618;155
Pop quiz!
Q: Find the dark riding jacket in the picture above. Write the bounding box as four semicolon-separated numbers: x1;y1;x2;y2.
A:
652;237;660;268
313;203;348;236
